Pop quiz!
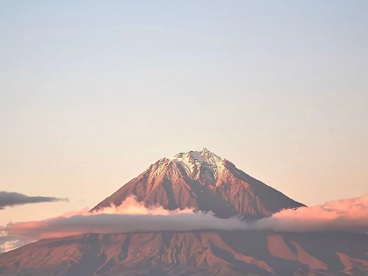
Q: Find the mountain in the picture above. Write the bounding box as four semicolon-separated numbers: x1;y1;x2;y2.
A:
1;149;367;276
92;148;304;218
1;231;368;276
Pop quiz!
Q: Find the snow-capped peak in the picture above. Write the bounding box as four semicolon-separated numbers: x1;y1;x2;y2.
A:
169;148;226;180
171;148;224;165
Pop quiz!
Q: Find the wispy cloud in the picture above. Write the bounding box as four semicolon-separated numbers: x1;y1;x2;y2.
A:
0;191;68;210
0;231;30;254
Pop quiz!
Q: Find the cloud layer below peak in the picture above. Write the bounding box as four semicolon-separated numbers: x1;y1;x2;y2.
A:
1;194;368;253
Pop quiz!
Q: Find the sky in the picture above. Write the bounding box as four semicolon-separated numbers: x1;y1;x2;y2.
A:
0;1;367;226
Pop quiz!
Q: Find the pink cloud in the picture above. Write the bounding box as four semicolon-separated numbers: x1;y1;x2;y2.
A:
254;194;368;232
2;194;368;252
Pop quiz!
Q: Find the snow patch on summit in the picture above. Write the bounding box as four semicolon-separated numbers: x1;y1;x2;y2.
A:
169;148;227;182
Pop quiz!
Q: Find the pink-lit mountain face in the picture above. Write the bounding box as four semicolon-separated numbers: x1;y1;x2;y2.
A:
91;148;304;218
1;231;368;276
2;149;368;276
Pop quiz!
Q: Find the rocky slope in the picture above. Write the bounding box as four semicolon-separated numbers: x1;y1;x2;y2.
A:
92;149;304;218
1;231;368;276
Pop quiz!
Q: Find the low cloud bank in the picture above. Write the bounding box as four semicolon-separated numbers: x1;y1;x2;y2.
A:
0;191;68;210
1;194;368;253
255;194;368;232
4;197;242;239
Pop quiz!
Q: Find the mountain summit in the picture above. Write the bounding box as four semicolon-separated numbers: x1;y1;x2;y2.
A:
92;148;304;218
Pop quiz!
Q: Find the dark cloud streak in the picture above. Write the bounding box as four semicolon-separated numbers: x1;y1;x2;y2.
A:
0;191;68;210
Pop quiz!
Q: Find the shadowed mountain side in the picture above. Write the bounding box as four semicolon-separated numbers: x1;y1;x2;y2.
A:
91;149;304;219
0;231;367;276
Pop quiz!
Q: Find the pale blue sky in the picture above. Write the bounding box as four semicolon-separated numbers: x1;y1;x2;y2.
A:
0;1;367;225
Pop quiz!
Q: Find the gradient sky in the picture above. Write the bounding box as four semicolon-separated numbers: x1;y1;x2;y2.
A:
0;1;367;226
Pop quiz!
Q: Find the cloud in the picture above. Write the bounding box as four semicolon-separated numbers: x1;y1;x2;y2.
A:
4;197;243;239
254;194;368;233
2;194;368;252
0;231;30;254
0;191;68;210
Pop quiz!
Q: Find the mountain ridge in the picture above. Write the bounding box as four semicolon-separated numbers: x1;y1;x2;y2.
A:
91;148;304;218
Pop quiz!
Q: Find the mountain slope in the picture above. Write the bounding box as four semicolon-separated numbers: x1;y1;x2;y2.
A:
92;149;304;218
1;231;367;276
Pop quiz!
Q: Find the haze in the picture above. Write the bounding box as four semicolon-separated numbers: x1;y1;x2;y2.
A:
0;1;367;226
